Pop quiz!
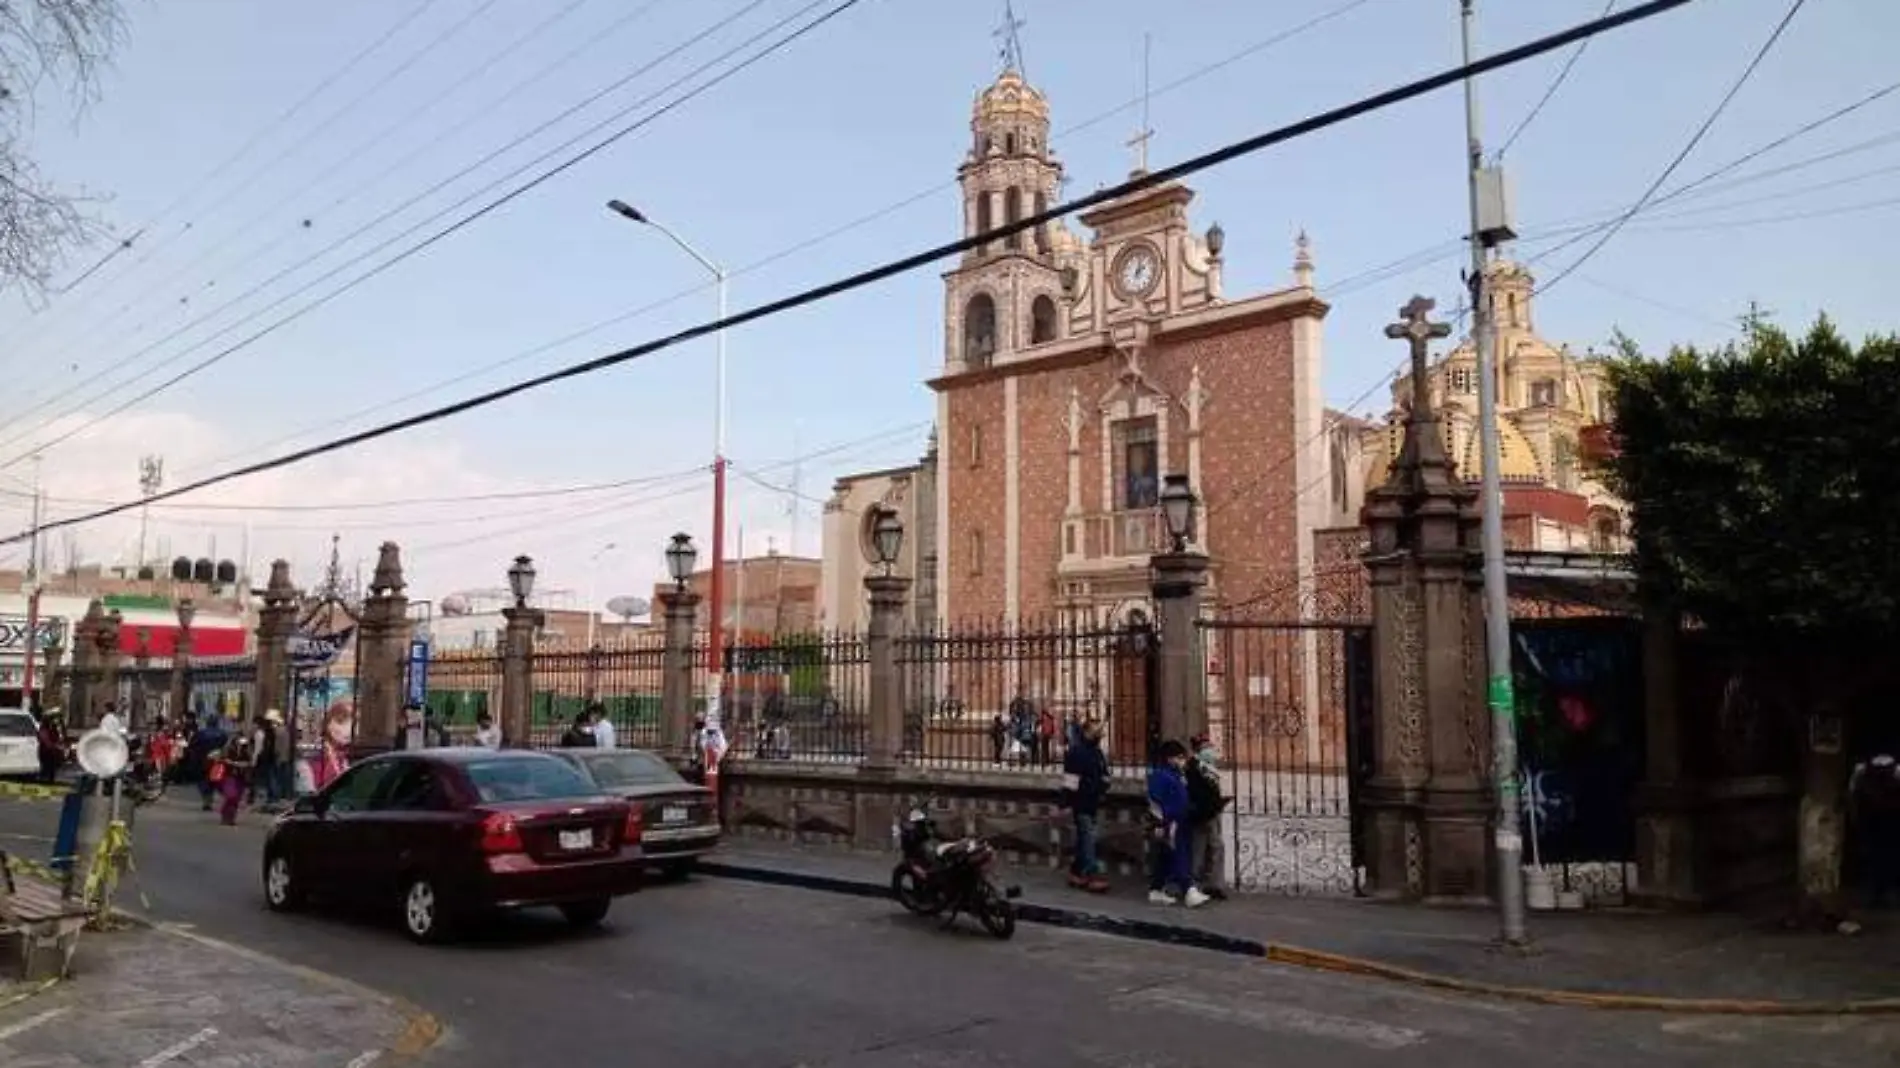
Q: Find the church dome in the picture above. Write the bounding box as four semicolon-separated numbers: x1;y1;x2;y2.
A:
1460;416;1544;484
974;69;1048;125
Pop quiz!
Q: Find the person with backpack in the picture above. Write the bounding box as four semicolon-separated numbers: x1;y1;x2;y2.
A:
1185;733;1230;901
1146;740;1208;908
1061;718;1110;892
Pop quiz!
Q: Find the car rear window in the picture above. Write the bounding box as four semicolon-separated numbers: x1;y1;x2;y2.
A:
463;757;598;803
581;751;683;788
0;713;35;738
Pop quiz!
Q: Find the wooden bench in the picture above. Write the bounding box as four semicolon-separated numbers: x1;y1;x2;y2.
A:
0;850;92;981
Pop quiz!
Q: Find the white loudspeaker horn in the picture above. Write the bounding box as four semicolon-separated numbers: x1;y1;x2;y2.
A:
76;728;130;779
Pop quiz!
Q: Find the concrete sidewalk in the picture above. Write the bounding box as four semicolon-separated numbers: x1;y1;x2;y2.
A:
701;837;1900;1011
0;921;439;1066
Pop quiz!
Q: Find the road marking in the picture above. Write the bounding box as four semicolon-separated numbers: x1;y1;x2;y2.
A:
1119;987;1426;1050
136;1026;217;1067
0;1007;67;1041
344;1052;383;1068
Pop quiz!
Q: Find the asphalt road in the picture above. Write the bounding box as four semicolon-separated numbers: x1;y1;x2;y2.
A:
3;797;1896;1067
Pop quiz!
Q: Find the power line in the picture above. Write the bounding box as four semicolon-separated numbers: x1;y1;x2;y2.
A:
1493;0;1617;161
1533;0;1810;297
0;0;450;357
7;0;670;410
0;0;844;469
0;0;1703;546
51;0;1389;477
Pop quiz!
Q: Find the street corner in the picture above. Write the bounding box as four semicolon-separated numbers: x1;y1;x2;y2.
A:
0;921;442;1067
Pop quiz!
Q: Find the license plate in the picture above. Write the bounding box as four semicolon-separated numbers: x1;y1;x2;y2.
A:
662;805;688;824
558;829;593;851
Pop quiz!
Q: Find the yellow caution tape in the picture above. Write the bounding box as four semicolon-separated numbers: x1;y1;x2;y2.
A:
0;780;67;801
5;853;70;884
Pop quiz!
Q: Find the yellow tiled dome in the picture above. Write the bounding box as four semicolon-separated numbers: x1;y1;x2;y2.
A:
1461;416;1544;483
1364;412;1457;488
974;69;1048;124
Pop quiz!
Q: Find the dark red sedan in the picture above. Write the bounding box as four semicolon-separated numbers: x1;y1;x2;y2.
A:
262;749;644;942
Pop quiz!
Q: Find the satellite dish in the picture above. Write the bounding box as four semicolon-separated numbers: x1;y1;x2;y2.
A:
76;728;129;779
441;594;471;616
605;596;649;622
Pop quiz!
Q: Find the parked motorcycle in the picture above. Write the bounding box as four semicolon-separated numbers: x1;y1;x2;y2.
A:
890;801;1020;940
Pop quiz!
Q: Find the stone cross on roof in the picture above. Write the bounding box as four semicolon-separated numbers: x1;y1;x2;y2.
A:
1386;295;1450;408
994;0;1026;75
1384;295;1457;484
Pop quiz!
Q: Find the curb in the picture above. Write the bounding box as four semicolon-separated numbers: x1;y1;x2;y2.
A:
698;860;1900;1017
0;978;59;1012
153;924;446;1059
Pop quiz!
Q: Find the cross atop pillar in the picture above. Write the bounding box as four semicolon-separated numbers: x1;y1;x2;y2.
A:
1382;295;1458;488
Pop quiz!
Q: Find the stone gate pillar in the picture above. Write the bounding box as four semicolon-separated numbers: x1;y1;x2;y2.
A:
864;573;912;771
169;603;194;732
254;561;299;721
499;603;543;749
659;589;700;757
1359;296;1493;903
67;601;104;729
352;543;412;757
89;609;124;729
1152;550;1210;748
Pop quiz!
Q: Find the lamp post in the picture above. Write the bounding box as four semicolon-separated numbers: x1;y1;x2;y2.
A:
870;505;904;575
586;542;618;649
608;199;730;705
1149;473;1208;751
508;555;536;609
666;533;699;592
1158;473;1197;552
500;556;542;749
862;507;909;770
172;598;195;728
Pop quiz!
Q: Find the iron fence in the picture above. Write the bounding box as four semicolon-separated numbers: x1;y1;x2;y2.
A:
721;631;869;762
424;648;503;735
1200;617;1371;896
529;640;667;749
184;656;260;727
897;617;1157;773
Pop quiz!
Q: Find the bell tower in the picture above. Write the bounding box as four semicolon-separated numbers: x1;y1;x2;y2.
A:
944;16;1068;375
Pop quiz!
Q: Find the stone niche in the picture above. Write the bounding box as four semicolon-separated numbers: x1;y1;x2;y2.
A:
717;760;1154;874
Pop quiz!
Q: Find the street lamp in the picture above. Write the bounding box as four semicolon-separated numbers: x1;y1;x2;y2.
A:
665;533;698;591
586;542;618;649
1159;474;1197;552
870;506;904;574
507;555;536;609
607;198;730;693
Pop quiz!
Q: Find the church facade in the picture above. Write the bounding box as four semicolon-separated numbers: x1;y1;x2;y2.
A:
909;66;1333;628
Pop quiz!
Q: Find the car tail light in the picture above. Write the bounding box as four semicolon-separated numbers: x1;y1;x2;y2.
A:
623;806;644;845
480;812;523;854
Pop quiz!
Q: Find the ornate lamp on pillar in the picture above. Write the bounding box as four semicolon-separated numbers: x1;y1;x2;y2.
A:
863;505;911;771
659;535;701;757
171;599;196;729
499;555;545;748
1150;474;1210;749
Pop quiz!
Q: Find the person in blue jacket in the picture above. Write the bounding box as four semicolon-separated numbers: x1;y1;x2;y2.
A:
1146;740;1208;907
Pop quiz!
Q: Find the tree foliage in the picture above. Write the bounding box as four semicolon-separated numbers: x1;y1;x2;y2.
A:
1606;316;1900;637
0;0;125;295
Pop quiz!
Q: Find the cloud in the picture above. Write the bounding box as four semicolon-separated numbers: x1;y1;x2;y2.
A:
0;408;716;610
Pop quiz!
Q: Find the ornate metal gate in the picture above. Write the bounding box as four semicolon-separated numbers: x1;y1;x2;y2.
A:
1200;618;1373;895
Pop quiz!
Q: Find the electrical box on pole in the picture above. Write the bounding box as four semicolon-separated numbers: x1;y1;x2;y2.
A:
1474;166;1517;247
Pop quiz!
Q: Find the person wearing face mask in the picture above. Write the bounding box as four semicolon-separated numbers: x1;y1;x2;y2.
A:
1185;733;1229;901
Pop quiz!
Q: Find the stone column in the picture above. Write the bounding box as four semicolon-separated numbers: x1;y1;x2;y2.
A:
66;601;104;729
43;640;64;718
89;609;124;729
1632;601;1702;907
169;623;193;730
1151;551;1210;748
129;633;152;733
659;589;700;757
254;561;299;722
864;574;912;771
1358;296;1493;904
351;543;412;757
499;604;544;749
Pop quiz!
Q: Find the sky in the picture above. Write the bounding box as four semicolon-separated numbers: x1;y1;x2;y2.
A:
0;0;1891;613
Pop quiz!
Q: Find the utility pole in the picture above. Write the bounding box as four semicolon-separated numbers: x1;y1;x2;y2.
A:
21;454;43;706
1460;0;1528;946
137;455;163;568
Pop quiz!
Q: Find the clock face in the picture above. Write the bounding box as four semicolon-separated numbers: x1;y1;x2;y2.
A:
1114;244;1159;298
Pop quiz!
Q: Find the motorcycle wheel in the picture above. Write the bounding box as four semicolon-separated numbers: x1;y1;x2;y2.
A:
891;864;942;915
977;887;1017;940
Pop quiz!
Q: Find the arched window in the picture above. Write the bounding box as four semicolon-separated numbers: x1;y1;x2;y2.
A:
974;194;992;245
1030;295;1058;344
964;293;997;366
1590;513;1622;553
1507;293;1519;325
1005;132;1017;155
1004;187;1022;249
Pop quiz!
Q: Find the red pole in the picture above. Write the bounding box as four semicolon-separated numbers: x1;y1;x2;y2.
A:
21;586;38;703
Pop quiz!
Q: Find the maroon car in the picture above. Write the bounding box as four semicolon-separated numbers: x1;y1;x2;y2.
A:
551;748;719;878
262;749;644;942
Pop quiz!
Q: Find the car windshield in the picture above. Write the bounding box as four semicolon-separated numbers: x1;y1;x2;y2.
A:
463;756;598;803
0;712;34;737
579;751;683;788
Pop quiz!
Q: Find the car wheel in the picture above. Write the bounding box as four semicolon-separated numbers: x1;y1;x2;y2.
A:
401;876;455;944
559;898;612;928
263;852;304;911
